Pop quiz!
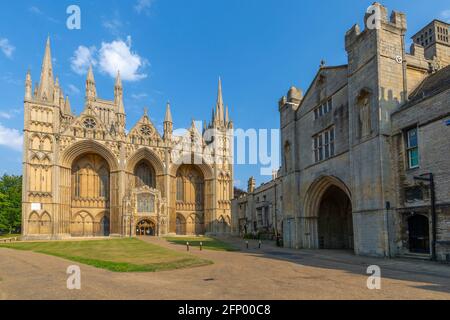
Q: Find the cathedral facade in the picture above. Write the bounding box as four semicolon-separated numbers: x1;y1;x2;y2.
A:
22;39;233;239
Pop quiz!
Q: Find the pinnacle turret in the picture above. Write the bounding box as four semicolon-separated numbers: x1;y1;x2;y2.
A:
37;37;54;102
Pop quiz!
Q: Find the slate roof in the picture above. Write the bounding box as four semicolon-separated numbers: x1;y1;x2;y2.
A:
408;64;450;104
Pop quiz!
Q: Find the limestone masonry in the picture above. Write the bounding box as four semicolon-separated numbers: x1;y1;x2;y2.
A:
232;3;450;261
22;38;233;239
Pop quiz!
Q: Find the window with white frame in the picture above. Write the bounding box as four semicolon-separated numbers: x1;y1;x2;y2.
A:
406;127;419;169
313;127;335;163
314;98;333;120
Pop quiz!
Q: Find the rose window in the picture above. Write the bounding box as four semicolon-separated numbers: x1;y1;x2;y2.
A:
140;125;152;136
83;118;97;129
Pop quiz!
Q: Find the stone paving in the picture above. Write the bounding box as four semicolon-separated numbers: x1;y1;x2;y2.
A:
0;236;449;300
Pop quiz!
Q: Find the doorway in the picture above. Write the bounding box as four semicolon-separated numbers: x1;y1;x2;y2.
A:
408;215;430;254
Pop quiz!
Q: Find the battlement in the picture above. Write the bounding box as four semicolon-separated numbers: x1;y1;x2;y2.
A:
345;3;406;51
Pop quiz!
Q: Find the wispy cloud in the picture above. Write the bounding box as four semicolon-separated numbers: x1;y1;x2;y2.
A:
28;6;59;23
102;11;124;36
0;124;22;152
441;9;450;22
0;108;21;120
134;0;153;15
28;6;42;15
131;93;148;100
0;38;15;58
70;45;97;75
67;84;81;95
0;73;21;85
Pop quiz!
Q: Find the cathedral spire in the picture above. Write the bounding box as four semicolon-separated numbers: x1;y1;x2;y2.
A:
215;77;224;124
64;96;72;115
115;70;122;88
53;77;61;105
225;105;229;124
85;65;97;101
115;71;124;114
38;36;54;102
25;70;32;100
164;101;173;123
164;101;173;141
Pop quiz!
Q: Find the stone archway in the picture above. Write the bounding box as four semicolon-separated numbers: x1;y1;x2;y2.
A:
317;186;353;249
173;165;207;235
60;140;119;236
136;219;156;236
70;153;110;237
302;176;353;250
176;213;186;235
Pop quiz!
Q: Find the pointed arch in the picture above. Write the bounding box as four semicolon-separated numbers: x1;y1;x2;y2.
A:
169;163;213;181
176;213;186;235
28;212;40;234
60;140;119;172
126;147;164;176
302;175;353;249
39;211;52;234
41;135;53;152
30;134;41;150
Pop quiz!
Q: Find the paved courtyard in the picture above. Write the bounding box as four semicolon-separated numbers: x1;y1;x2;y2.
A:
1;236;450;300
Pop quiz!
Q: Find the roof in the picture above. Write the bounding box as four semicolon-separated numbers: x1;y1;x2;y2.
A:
295;64;348;112
408;64;450;104
411;19;450;39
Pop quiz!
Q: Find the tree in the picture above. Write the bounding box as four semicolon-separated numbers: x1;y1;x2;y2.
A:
233;186;246;199
0;175;22;234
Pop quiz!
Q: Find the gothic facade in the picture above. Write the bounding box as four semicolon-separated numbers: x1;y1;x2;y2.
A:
232;4;450;261
22;38;233;239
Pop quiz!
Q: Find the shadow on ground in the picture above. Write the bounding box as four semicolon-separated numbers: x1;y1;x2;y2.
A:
215;235;450;295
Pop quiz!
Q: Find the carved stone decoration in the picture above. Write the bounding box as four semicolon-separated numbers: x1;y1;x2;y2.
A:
22;39;233;240
357;89;372;138
127;186;168;236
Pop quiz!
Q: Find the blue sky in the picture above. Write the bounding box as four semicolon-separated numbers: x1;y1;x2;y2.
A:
0;0;449;189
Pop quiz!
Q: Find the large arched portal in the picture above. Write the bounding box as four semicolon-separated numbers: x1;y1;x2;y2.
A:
134;160;156;189
71;153;110;237
136;219;156;236
175;165;205;235
317;185;353;249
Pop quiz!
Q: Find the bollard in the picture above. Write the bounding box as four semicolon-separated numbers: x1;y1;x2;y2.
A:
186;241;190;251
246;240;249;249
200;242;203;251
258;240;262;249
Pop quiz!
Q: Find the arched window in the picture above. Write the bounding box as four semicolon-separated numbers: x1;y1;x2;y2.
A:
99;167;109;198
71;154;110;200
176;176;184;201
284;141;291;172
134;161;156;188
176;165;204;206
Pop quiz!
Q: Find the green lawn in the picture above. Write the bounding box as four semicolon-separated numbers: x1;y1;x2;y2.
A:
165;236;238;252
0;238;212;272
0;234;20;239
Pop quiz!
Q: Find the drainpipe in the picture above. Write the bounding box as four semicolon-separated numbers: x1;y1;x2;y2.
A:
430;174;437;261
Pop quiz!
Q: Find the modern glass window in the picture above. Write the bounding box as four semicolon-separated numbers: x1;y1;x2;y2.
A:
313;127;335;163
406;127;419;169
313;98;333;120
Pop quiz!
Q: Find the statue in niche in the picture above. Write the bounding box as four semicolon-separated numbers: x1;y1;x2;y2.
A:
358;91;371;138
284;141;291;173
